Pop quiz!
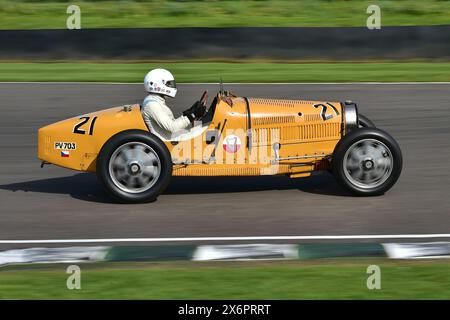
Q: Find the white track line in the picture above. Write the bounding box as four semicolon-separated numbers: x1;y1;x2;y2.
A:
0;234;450;244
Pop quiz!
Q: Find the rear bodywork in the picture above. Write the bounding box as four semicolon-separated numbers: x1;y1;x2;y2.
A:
38;94;357;178
38;106;148;172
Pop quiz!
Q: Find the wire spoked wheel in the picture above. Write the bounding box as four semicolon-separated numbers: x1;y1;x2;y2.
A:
97;130;172;203
108;142;161;193
332;127;402;196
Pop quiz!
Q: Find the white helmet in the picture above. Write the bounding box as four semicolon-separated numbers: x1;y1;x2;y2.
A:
144;68;177;98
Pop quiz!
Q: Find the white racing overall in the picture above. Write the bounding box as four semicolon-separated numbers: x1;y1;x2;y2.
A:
141;94;191;141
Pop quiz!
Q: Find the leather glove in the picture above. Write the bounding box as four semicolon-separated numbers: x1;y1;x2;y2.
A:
182;102;198;121
183;101;206;122
194;104;206;118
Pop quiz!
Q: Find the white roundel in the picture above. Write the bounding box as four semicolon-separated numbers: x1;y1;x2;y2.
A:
222;134;242;153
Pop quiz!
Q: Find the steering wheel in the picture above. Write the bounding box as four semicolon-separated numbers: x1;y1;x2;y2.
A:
199;90;208;108
194;90;208;119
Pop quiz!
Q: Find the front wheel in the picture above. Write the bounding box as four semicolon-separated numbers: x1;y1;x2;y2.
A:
358;114;375;128
96;130;172;203
332;127;402;196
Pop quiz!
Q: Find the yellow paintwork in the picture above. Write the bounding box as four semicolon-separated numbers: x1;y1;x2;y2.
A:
38;105;148;172
38;93;345;177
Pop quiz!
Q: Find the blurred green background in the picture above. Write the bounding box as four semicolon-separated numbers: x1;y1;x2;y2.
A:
0;0;449;29
1;62;449;82
0;2;449;299
1;260;449;299
0;1;449;82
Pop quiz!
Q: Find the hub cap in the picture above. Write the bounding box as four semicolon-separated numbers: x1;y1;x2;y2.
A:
343;139;393;189
108;142;161;193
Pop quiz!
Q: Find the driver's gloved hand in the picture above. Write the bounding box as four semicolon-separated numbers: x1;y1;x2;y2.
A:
194;104;206;118
183;101;205;122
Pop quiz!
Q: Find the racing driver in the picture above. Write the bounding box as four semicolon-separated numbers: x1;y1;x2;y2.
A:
141;68;205;140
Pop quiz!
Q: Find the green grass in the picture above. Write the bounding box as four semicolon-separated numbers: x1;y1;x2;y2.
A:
0;0;449;30
0;260;449;299
1;62;450;82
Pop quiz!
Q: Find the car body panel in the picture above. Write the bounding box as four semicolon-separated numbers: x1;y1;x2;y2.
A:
38;93;347;177
38;105;148;172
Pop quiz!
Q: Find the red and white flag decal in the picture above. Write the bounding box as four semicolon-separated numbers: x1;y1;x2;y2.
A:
222;134;241;153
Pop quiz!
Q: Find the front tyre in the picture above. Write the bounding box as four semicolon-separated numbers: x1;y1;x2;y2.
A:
332;128;402;196
358;114;375;128
327;115;375;174
97;130;172;203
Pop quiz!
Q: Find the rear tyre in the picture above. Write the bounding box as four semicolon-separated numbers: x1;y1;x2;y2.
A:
332;127;402;196
358;114;375;128
96;130;172;203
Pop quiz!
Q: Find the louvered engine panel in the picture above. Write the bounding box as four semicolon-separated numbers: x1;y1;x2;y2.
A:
249;98;318;108
252;115;296;126
252;122;340;146
172;164;292;176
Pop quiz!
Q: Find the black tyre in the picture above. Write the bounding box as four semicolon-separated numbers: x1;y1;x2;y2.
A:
358;114;375;128
96;130;172;203
332;127;402;196
327;114;374;174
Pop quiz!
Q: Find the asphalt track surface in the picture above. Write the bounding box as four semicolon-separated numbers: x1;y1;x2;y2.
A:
0;83;449;248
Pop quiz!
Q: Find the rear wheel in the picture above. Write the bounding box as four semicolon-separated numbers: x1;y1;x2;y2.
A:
97;130;172;203
332;127;402;196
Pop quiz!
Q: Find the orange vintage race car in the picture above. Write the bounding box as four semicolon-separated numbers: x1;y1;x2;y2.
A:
38;89;402;203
